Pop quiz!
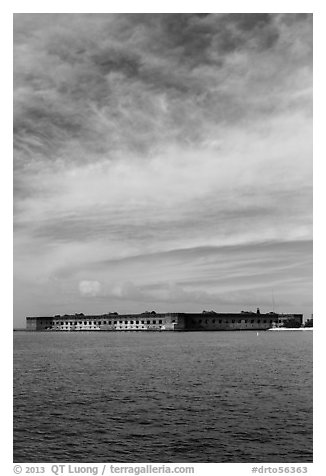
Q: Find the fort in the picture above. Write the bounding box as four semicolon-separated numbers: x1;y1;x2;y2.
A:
26;309;303;331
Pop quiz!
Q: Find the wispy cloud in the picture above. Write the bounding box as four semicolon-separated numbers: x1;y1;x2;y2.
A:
13;14;312;324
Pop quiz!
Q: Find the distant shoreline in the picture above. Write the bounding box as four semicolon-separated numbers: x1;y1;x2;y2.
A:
14;328;313;332
267;327;313;331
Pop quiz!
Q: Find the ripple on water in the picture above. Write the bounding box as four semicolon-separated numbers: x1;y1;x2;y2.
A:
14;331;312;462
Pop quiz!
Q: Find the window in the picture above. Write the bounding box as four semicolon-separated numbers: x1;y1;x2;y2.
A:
219;320;222;324
104;321;107;324
263;320;266;323
141;320;145;324
172;320;176;323
61;322;64;325
147;320;150;324
84;321;87;325
251;319;254;323
199;319;202;323
109;321;111;325
136;321;139;324
130;321;134;324
245;320;248;323
212;319;215;323
238;320;242;323
98;321;101;325
232;320;235;323
114;321;117;324
257;320;261;323
270;320;273;324
153;320;156;324
125;321;128;324
159;320;163;324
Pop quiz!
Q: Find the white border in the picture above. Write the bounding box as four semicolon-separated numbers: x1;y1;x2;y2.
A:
4;3;323;475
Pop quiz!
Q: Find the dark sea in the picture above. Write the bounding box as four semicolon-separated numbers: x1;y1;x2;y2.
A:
13;331;313;463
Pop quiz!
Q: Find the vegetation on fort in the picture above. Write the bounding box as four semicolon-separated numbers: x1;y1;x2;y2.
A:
282;318;301;328
304;319;313;328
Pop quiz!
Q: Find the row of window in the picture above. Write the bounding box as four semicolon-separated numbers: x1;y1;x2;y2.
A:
193;319;273;324
48;319;165;326
53;325;159;330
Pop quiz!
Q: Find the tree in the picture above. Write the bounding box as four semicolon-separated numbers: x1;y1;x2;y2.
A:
304;319;313;328
283;318;301;328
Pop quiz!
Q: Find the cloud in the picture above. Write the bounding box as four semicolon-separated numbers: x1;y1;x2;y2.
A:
79;280;102;297
13;14;312;324
13;14;312;170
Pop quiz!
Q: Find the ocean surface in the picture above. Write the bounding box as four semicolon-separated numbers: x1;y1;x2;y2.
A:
13;331;313;463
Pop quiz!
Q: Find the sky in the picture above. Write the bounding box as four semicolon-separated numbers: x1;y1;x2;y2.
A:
13;13;313;326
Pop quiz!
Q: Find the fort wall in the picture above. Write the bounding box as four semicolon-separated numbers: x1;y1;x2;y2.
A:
25;311;298;332
26;313;182;331
183;313;276;331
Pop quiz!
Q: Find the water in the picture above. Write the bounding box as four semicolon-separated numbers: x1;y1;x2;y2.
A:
13;331;313;463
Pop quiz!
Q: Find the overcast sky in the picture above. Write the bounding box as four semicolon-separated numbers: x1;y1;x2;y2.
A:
13;13;312;325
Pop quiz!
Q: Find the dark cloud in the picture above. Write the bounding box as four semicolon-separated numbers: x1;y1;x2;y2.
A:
13;13;312;172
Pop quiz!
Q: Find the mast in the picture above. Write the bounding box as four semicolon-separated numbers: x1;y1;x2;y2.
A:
272;289;275;313
272;289;279;327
